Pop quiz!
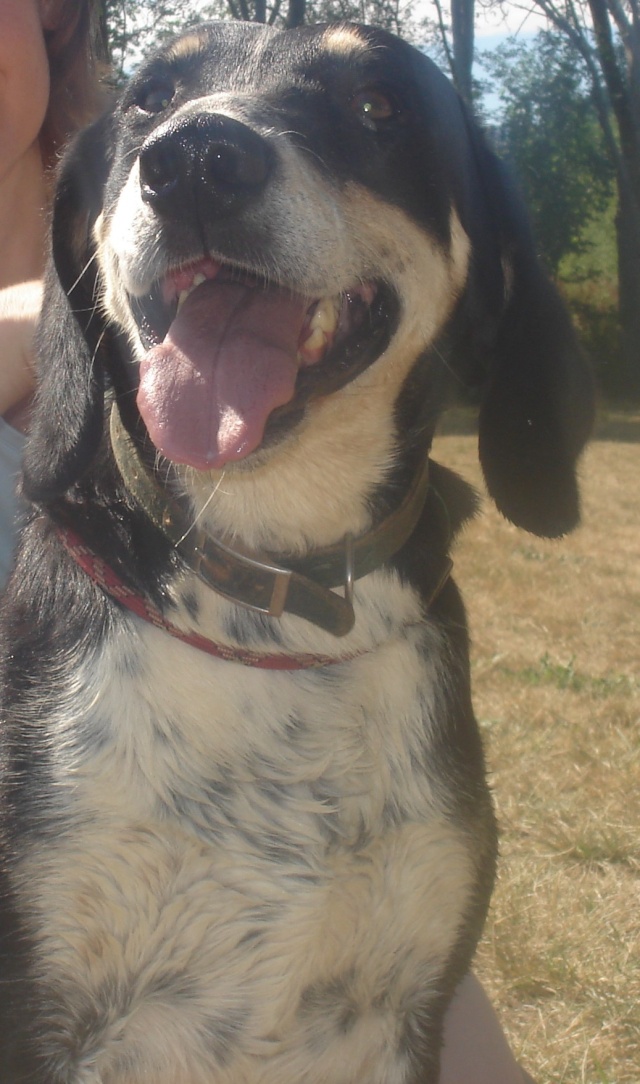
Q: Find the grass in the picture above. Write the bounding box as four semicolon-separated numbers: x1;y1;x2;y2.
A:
432;407;640;1084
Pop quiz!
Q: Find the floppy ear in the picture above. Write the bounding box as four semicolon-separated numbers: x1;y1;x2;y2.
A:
469;140;595;538
22;114;115;503
404;41;594;538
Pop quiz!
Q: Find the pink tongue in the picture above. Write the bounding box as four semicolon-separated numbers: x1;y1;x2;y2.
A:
137;281;309;469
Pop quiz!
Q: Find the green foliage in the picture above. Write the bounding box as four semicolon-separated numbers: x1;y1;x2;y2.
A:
483;32;616;277
301;0;417;37
102;0;209;81
559;197;627;394
101;0;419;79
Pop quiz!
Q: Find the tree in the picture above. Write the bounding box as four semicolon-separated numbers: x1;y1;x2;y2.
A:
199;0;308;28
485;32;615;275
490;0;640;394
302;0;417;36
431;0;476;105
97;0;419;78
97;1;206;80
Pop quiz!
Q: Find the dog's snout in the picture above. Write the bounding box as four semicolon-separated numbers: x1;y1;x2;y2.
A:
139;114;273;217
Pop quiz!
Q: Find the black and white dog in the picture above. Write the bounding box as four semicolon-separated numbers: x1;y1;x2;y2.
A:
0;21;593;1084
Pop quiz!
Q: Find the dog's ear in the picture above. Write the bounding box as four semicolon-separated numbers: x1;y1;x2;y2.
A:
464;135;595;539
22;113;115;503
404;41;593;538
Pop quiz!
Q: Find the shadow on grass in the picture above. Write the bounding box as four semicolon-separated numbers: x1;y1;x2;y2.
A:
436;403;640;443
436;405;479;437
593;407;640;442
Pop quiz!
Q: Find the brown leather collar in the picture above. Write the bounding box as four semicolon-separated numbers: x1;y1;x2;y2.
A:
57;524;378;669
109;405;451;637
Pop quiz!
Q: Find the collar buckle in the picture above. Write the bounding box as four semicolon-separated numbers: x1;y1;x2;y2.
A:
187;527;293;618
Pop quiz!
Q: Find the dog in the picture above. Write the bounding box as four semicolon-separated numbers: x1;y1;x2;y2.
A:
0;20;593;1084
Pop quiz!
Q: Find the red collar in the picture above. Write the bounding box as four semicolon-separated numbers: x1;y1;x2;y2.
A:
57;526;372;670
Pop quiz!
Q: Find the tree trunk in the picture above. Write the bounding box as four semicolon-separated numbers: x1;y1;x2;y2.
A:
450;0;475;106
615;179;640;397
286;0;306;27
95;0;112;63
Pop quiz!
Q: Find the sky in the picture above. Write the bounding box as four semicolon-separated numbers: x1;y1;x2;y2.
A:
187;0;550;40
419;1;551;114
421;0;549;55
473;2;549;44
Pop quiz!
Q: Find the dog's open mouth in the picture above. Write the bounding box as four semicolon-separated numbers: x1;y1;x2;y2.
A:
131;257;398;470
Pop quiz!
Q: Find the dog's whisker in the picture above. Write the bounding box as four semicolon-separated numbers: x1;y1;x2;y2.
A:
294;142;330;173
430;343;467;386
175;474;227;547
88;330;107;394
117;386;138;400
67;251;99;295
119;143;147;169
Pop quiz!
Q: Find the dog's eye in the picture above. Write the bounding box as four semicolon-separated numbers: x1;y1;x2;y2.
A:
135;80;176;116
351;87;396;128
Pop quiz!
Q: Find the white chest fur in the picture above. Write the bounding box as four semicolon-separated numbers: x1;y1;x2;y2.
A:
19;580;474;1084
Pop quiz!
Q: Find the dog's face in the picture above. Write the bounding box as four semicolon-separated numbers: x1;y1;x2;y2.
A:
27;21;593;543
95;21;474;489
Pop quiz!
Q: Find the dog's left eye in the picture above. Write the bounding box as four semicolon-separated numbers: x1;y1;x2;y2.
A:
350;87;397;128
135;79;176;115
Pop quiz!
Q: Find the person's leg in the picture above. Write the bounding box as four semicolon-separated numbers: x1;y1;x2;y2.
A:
439;973;535;1084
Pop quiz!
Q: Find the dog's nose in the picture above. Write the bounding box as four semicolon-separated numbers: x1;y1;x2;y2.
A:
139;114;273;216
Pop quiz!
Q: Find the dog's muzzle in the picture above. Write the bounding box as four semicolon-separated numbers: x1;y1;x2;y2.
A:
122;113;400;472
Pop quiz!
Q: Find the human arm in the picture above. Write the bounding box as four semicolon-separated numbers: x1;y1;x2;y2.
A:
440;973;535;1084
0;279;41;429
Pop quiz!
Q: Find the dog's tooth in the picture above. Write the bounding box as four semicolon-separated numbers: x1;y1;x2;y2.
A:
310;297;338;334
301;327;327;354
175;274;208;313
177;289;191;312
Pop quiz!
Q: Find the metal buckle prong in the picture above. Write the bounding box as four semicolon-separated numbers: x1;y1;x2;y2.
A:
268;570;291;617
189;528;205;571
193;531;294;618
344;532;354;609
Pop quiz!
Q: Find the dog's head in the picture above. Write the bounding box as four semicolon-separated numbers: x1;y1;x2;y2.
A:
25;21;593;542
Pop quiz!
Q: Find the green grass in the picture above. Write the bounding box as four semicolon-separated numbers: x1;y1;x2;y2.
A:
498;653;637;698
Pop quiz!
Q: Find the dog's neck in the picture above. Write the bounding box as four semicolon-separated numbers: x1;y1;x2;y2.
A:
108;404;451;640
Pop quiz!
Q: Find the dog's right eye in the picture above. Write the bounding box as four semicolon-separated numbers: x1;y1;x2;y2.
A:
135;80;176;115
350;87;397;129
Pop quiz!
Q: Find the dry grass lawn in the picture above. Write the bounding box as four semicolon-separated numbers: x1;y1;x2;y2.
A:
432;407;640;1084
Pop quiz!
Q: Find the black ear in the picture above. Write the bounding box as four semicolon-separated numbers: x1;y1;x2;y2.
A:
22;113;115;504
470;141;595;538
404;40;594;538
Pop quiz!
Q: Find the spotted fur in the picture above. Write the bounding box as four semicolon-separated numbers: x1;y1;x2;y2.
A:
0;21;592;1084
